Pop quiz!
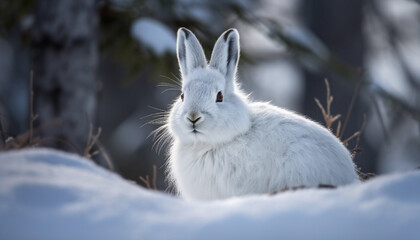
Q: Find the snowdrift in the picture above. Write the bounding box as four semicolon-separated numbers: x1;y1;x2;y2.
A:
0;149;419;239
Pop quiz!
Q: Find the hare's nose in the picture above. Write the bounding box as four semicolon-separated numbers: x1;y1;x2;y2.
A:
188;117;201;124
187;112;202;124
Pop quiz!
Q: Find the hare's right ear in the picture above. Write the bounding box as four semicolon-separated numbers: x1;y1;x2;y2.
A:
209;29;240;92
177;28;207;79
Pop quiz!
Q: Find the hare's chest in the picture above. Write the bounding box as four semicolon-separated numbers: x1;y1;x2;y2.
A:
171;143;243;200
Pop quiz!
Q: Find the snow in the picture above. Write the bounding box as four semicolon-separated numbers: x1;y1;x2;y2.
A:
173;0;252;26
0;149;419;239
282;26;329;61
131;18;176;56
241;59;304;111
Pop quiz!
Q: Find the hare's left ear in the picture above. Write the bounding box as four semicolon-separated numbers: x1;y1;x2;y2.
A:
209;29;240;90
177;28;207;79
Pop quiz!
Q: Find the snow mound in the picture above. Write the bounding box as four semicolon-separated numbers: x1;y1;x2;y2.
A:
131;18;176;56
0;149;419;239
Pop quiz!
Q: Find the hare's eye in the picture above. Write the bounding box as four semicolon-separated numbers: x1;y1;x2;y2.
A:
216;91;223;102
180;93;184;102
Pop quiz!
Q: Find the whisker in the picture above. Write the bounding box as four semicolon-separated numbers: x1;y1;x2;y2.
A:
159;74;182;88
140;102;182;155
147;105;167;112
140;112;168;120
170;72;182;83
139;109;170;128
161;88;181;94
151;125;172;154
157;82;180;88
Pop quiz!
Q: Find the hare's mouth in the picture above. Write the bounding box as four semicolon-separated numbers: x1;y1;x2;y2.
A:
191;128;202;135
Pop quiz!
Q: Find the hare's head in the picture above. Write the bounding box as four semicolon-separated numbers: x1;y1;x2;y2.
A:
169;28;250;144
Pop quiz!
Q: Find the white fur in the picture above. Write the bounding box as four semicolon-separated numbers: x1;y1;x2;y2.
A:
166;28;359;201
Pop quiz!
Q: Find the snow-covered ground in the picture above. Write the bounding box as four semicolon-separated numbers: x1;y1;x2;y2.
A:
0;149;419;240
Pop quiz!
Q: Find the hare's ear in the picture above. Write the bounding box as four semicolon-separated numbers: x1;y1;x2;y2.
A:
177;28;207;79
209;29;240;89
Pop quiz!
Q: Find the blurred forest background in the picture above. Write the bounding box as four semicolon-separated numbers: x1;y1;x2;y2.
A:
0;0;419;191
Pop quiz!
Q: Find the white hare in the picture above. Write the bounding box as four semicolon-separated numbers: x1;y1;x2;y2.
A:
166;28;359;201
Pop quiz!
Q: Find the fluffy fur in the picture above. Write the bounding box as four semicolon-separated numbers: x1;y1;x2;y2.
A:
165;28;359;201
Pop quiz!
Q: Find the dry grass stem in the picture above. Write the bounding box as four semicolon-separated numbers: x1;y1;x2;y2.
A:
339;69;364;139
139;175;151;189
357;167;375;181
336;121;342;138
315;79;370;163
2;120;62;150
96;143;114;171
342;132;360;146
351;114;367;158
139;165;158;190
29;70;39;146
314;79;374;180
314;79;341;133
84;123;102;159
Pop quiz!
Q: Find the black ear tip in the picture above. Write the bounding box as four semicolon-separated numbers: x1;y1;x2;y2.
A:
179;27;191;39
223;28;237;41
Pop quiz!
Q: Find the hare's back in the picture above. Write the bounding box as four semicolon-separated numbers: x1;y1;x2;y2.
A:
245;102;358;185
248;102;332;141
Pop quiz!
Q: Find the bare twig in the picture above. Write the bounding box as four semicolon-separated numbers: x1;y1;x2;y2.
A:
139;175;151;189
29;70;38;146
95;142;115;171
357;167;375;181
315;78;367;161
3;119;61;150
139;165;158;190
336;121;342;138
339;69;364;139
342;132;360;146
314;79;341;133
350;114;367;158
84;123;102;159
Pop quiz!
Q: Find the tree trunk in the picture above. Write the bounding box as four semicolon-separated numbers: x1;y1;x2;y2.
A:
301;1;377;172
32;0;99;153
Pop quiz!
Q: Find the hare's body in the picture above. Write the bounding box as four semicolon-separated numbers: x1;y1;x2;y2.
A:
167;28;359;201
170;102;358;200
